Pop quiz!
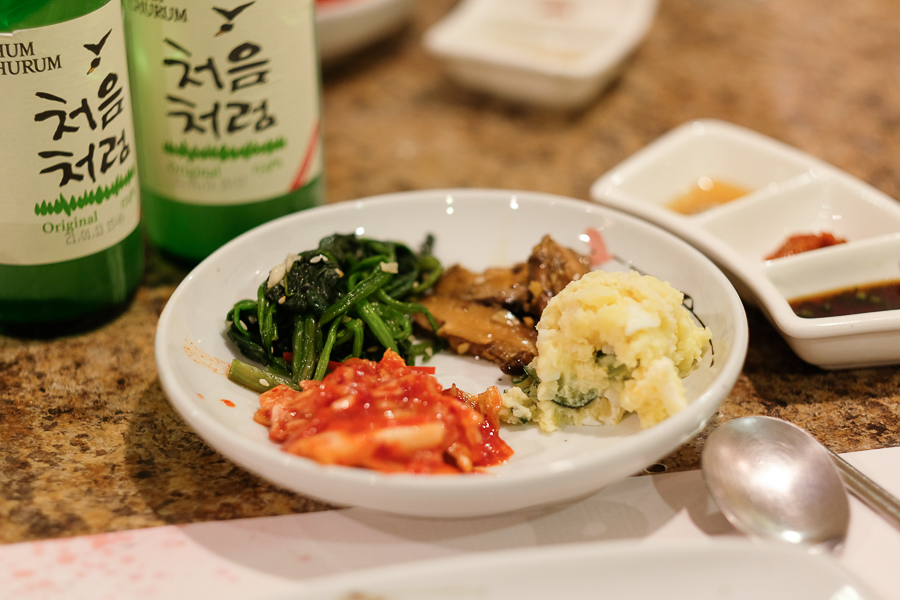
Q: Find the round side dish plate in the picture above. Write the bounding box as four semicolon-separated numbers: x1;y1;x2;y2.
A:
317;0;418;62
155;189;748;517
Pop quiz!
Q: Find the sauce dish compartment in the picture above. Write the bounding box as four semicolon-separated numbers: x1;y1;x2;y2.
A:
761;235;900;369
697;172;900;264
590;119;900;369
596;121;812;210
423;0;657;109
765;234;900;304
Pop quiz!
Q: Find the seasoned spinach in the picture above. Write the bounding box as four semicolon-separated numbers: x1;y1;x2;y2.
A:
226;233;443;392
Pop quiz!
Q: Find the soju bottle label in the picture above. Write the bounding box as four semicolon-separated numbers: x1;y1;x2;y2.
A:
124;0;323;205
0;1;140;266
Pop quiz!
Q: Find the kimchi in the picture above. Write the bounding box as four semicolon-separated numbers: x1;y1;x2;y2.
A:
254;350;513;474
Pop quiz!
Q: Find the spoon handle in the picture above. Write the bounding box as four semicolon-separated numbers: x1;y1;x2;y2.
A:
828;449;900;531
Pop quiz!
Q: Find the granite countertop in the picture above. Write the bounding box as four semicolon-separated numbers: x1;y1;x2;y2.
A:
3;0;900;545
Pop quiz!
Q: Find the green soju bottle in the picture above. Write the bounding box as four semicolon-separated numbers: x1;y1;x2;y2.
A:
0;0;144;337
123;0;325;264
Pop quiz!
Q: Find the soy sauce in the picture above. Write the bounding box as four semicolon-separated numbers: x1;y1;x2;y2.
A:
790;280;900;318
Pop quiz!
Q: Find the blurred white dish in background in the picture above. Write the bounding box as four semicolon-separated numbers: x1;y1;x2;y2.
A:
591;119;900;369
423;0;657;109
274;539;878;600
317;0;418;63
155;189;747;518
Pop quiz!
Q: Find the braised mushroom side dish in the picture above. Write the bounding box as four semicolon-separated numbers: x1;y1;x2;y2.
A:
413;235;591;375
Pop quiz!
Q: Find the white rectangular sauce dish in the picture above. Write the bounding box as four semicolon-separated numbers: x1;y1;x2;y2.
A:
591;119;900;369
424;0;658;109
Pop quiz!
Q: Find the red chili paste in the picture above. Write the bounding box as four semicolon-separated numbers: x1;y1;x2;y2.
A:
255;350;513;474
765;232;846;260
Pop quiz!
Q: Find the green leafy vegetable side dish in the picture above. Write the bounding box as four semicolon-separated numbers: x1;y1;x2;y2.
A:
225;233;443;393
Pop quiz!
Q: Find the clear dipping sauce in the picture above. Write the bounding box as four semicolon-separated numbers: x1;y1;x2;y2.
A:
667;177;750;215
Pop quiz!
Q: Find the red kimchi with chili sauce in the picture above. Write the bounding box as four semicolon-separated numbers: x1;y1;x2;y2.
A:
255;350;513;473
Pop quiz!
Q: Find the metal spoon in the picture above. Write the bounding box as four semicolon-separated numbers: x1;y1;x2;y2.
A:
702;416;850;553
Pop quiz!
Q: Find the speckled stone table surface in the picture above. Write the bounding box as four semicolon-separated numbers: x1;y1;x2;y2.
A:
3;0;900;545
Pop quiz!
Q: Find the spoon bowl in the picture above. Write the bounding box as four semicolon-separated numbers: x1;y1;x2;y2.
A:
702;416;850;553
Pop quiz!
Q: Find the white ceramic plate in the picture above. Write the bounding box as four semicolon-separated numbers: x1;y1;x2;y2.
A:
423;0;657;109
274;539;877;600
155;189;747;517
591;119;900;369
316;0;417;63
